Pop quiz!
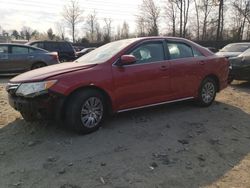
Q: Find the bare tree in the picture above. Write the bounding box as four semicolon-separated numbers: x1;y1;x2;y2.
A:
137;0;161;36
115;25;121;40
198;0;214;40
136;17;147;37
62;0;83;43
165;0;177;36
103;18;112;42
56;22;66;40
95;23;102;42
47;28;55;40
85;11;98;42
172;0;190;37
121;21;129;39
232;0;250;40
216;0;224;41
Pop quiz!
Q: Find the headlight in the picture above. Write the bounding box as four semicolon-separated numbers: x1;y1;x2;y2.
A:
16;80;57;97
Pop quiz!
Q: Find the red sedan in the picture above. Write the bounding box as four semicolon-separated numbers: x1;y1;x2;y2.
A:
7;37;229;134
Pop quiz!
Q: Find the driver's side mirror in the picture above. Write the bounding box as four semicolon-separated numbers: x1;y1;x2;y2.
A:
120;55;136;66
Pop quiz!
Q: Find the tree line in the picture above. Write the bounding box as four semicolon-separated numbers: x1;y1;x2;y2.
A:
0;0;250;44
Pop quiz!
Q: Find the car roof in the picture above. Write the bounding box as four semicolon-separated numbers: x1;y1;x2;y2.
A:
27;40;70;44
225;42;250;45
0;43;48;52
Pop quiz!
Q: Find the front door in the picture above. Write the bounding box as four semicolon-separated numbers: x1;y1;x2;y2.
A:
112;40;171;111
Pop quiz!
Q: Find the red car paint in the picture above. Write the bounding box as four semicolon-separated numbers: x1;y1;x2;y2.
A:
9;37;229;114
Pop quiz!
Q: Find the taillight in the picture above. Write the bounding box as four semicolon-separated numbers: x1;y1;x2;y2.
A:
49;52;59;61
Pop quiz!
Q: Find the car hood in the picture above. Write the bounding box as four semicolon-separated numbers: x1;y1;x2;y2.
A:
228;56;243;66
216;51;242;58
10;62;97;83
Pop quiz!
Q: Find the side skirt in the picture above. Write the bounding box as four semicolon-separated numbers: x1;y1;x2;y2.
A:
117;97;194;113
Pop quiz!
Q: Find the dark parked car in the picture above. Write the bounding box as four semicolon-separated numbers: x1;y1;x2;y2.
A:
0;43;59;74
228;48;250;83
216;43;250;58
76;47;96;58
7;37;229;134
27;41;76;62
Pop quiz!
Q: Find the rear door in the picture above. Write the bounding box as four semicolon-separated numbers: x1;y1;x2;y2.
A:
112;40;171;111
7;45;31;72
166;40;205;98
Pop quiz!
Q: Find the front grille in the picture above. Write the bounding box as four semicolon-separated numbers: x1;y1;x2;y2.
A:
6;83;20;95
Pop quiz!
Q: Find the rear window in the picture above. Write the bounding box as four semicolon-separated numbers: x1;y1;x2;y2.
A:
221;44;250;52
31;42;44;49
58;42;73;51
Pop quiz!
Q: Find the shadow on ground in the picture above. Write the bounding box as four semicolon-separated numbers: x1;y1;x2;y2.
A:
1;98;250;188
0;76;13;84
231;81;250;94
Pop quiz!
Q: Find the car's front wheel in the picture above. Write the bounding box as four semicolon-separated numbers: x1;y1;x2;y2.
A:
65;89;106;134
197;77;217;107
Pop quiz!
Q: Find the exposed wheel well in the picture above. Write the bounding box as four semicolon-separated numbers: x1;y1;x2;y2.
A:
61;86;113;119
203;74;220;92
31;61;47;69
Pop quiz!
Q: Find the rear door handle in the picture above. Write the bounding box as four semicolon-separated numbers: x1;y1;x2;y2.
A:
199;60;205;65
28;55;34;59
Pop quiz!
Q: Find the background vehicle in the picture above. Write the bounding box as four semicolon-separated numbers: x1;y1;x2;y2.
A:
76;47;96;58
27;40;76;62
216;42;250;58
0;43;59;74
7;37;229;134
228;48;250;83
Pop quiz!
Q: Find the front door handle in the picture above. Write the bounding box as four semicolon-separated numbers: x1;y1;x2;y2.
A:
160;65;168;71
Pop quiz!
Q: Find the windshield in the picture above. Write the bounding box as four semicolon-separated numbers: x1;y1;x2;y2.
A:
220;44;250;52
239;48;250;57
75;39;138;64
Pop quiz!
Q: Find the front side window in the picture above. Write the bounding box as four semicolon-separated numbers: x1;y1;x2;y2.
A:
129;42;165;64
167;42;193;60
11;46;29;54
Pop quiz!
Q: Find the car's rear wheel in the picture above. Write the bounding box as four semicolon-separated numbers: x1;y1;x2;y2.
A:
65;89;106;134
197;77;217;107
31;62;46;70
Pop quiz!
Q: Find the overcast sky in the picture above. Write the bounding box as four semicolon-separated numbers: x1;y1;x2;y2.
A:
0;0;155;36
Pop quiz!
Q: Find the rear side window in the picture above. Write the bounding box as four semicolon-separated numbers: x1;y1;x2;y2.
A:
44;42;60;51
11;46;29;54
0;46;8;59
31;42;44;49
193;48;204;57
167;42;193;59
59;42;72;51
129;42;165;64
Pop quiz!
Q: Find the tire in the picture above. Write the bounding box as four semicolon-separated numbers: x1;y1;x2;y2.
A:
60;58;68;63
228;76;234;84
65;89;106;134
21;112;35;122
31;62;46;70
197;77;217;107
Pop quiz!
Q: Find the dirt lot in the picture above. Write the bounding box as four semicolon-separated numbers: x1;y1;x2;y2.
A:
0;77;250;188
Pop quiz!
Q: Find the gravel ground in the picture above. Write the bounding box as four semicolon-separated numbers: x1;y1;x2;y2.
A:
0;78;250;188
